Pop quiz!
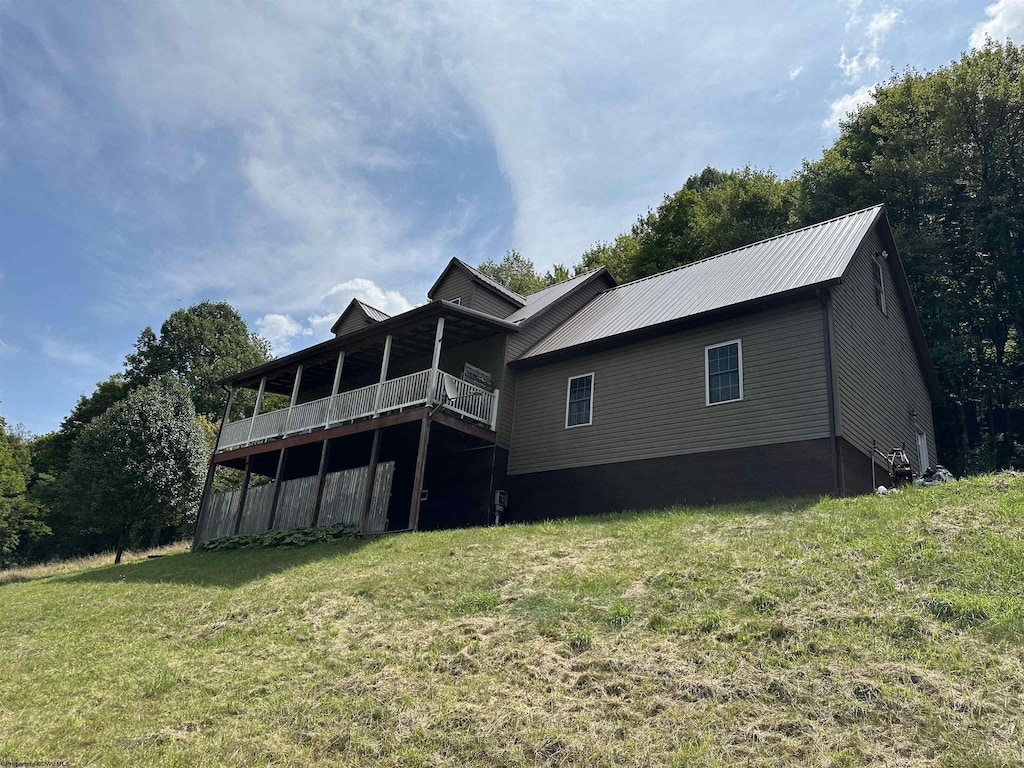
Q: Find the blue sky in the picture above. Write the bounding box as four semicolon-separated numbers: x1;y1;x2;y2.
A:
0;0;1019;435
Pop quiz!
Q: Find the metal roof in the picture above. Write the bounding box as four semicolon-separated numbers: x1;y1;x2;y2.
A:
520;205;885;361
329;297;392;335
355;299;390;322
504;268;613;324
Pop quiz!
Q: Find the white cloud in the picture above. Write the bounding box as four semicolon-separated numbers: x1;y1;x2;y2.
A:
40;335;108;370
789;65;805;80
255;313;312;355
971;0;1024;48
824;85;875;129
838;8;899;81
323;278;416;317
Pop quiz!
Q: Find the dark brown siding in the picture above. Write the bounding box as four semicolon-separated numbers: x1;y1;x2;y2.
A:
508;299;830;475
831;225;936;474
431;269;476;309
505;438;834;519
334;312;372;337
472;285;521;319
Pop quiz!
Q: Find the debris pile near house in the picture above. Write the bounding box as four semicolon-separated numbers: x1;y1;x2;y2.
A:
876;463;955;495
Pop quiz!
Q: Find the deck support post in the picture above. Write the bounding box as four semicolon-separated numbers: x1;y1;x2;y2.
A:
223;386;236;426
331;352;345;396
359;429;383;534
246;377;267;444
193;462;217;547
311;440;332;527
426;317;445;407
372;335;393;416
489;388;500;430
266;448;288;531
408;416;431;532
233;456;253;535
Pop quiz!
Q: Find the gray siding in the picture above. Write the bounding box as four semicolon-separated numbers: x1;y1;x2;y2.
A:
497;278;610;449
472;285;520;319
334;312;372;337
831;226;936;474
431;269;476;308
508;300;830;475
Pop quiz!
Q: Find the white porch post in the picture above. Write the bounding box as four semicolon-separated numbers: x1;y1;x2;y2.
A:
426;317;445;407
327;351;345;426
286;364;303;431
373;335;393;416
246;376;267;444
490;388;500;430
224;386;236;425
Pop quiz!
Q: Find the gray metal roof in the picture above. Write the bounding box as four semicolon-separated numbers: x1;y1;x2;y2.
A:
427;257;527;307
504;268;611;324
521;205;885;361
355;299;390;322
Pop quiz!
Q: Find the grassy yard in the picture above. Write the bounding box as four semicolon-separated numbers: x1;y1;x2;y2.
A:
1;474;1022;767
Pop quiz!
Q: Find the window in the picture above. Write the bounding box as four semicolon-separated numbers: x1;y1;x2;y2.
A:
565;373;594;428
872;260;886;314
450;296;462;305
705;340;742;406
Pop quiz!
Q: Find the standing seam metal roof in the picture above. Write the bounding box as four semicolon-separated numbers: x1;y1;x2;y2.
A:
521;205;885;360
355;299;391;322
504;268;609;324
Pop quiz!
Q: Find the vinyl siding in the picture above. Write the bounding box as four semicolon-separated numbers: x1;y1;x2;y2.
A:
508;299;830;475
334;312;372;337
431;270;476;309
831;226;936;474
472;286;521;319
496;278;611;449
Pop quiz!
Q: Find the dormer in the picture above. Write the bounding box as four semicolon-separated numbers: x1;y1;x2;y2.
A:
427;258;525;319
331;298;391;338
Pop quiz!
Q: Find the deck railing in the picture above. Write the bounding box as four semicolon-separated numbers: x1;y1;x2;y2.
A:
216;368;498;452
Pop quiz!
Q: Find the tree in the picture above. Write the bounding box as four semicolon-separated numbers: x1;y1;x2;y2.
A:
477;250;571;295
125;302;272;418
795;41;1024;473
58;379;207;563
0;416;49;567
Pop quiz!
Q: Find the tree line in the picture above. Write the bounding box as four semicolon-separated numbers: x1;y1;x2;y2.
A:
480;41;1024;476
1;303;271;566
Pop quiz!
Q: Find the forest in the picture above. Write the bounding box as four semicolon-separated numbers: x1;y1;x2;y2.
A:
2;42;1021;566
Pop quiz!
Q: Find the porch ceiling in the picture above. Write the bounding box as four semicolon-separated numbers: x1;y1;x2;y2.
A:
228;302;513;393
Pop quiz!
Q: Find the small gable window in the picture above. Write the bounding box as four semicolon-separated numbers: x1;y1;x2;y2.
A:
565;373;594;428
872;259;886;314
706;340;743;406
451;296;462;305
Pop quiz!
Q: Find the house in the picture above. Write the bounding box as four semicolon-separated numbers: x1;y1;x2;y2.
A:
193;205;939;543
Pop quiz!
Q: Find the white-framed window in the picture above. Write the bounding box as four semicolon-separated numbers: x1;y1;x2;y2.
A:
450;296;462;305
705;340;743;406
872;259;886;314
565;373;594;428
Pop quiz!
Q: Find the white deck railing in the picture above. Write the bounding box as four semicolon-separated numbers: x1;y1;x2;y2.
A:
216;368;498;452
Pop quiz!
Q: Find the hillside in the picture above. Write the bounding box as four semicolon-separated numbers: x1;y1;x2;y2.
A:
1;475;1022;767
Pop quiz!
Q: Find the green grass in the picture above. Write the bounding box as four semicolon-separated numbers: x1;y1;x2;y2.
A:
1;473;1023;767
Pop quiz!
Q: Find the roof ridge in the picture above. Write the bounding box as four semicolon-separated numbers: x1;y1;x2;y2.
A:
603;204;884;293
523;267;602;298
353;298;389;317
452;257;527;304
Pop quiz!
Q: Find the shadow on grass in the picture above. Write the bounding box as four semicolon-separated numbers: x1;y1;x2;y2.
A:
64;536;372;589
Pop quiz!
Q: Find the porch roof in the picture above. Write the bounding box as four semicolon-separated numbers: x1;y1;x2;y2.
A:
221;300;518;393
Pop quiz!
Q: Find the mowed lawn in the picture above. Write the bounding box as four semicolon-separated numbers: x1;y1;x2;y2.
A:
1;475;1023;767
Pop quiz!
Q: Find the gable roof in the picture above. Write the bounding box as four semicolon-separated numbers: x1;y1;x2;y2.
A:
427;257;527;307
505;267;617;325
517;205;886;362
329;298;391;335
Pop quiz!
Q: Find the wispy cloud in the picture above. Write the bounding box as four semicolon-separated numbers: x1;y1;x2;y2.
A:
789;65;805;80
40;334;109;371
970;0;1024;48
838;7;899;81
824;84;875;129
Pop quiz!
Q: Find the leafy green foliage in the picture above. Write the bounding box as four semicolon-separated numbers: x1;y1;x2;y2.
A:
194;523;358;552
0;417;49;566
477;249;572;295
57;378;207;563
125;301;272;418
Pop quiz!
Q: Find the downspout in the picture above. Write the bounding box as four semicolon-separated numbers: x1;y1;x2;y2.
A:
819;289;841;496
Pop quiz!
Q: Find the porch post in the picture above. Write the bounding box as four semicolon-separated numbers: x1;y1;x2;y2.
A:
408;416;431;531
246;377;267;444
311;440;332;527
372;335;393;416
426;317;445;407
286;364;303;431
233;456;253;535
359;428;382;534
327;351;345;427
223;386;236;425
266;448;288;531
490;389;500;430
